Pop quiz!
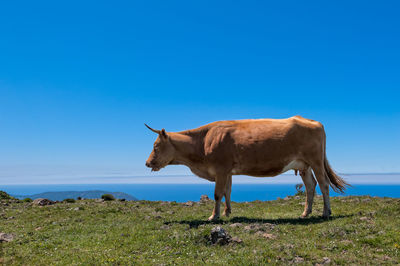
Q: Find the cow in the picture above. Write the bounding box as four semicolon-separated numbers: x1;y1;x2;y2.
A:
145;116;349;220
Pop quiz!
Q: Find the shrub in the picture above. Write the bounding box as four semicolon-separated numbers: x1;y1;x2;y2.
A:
295;183;305;196
63;198;76;203
0;191;14;200
101;194;115;201
23;198;33;202
119;198;126;202
77;197;82;200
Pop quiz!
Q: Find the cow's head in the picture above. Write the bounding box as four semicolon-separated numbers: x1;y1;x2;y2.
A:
145;124;175;171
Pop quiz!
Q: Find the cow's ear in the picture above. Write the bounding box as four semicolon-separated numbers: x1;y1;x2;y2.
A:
161;129;168;139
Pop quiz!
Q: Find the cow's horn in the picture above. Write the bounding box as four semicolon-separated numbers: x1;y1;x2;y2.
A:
144;124;161;134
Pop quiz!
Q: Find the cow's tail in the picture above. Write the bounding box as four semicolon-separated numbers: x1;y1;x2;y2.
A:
324;157;349;193
322;131;350;193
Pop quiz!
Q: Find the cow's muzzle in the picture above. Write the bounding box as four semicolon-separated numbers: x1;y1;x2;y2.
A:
146;161;161;171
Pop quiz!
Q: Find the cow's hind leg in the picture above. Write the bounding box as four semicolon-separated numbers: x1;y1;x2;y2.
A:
312;164;331;218
300;167;317;218
208;175;229;221
222;175;232;217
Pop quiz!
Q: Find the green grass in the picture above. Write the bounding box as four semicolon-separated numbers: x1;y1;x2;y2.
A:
1;195;400;265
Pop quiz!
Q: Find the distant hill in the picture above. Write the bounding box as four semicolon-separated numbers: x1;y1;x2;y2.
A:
13;190;138;201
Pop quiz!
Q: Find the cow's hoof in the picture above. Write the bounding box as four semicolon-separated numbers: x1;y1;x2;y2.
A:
300;212;310;219
208;215;220;221
322;209;332;219
222;210;231;217
322;212;331;219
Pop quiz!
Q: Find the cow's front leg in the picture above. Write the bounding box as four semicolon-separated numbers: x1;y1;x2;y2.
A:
222;175;232;217
208;175;228;221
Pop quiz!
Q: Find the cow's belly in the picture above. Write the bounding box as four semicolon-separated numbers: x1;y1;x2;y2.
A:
190;167;216;182
232;159;306;177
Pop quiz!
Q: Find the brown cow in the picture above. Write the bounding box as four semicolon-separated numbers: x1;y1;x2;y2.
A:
145;116;348;220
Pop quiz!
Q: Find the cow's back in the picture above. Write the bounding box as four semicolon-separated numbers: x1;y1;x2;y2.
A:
203;116;324;176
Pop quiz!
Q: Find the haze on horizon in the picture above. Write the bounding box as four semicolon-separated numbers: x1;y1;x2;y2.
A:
0;1;399;184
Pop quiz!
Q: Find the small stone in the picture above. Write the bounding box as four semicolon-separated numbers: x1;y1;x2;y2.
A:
230;236;243;244
293;256;304;263
256;231;276;239
320;257;330;264
262;233;276;239
160;225;170;230
244;224;258;231
184;201;195;207
95;199;104;203
229;223;243;228
244;223;275;232
200;195;211;203
321;257;331;264
0;233;14;242
294;196;300;200
35;227;42;231
283;196;290;201
360;216;369;221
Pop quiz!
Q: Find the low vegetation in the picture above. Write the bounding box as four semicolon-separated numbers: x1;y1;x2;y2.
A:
101;194;116;201
1;191;399;265
62;198;76;203
0;191;15;200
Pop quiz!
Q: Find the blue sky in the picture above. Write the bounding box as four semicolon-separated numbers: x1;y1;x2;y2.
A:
0;1;399;184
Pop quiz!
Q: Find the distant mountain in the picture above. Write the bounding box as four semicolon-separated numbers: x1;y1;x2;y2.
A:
13;190;138;201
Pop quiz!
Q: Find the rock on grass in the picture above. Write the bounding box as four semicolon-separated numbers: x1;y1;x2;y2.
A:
255;231;277;239
184;201;195;207
243;223;275;232
209;226;242;245
200;195;211;203
32;198;55;206
0;233;15;242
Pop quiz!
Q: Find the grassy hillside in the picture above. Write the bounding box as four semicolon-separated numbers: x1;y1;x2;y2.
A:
1;194;399;265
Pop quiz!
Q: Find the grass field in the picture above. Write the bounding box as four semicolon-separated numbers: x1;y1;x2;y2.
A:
1;193;400;265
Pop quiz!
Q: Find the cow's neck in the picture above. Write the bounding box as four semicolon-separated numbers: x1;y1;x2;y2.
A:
169;132;204;168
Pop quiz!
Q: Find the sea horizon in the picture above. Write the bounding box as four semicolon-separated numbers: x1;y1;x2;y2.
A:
2;182;400;203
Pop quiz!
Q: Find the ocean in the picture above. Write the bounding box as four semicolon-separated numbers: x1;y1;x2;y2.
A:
2;183;400;202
